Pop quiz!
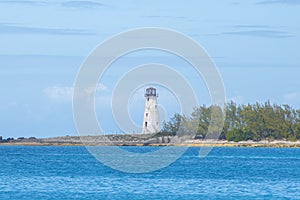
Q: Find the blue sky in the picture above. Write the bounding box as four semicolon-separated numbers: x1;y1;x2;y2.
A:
0;0;300;138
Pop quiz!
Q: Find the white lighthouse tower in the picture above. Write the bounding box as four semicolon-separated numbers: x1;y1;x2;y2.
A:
142;87;160;134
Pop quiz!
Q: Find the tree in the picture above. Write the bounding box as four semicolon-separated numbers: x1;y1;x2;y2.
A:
160;101;300;141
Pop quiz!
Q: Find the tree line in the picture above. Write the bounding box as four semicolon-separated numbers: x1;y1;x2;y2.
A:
159;101;300;142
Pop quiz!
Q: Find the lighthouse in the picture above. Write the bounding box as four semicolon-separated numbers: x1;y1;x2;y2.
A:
142;87;160;134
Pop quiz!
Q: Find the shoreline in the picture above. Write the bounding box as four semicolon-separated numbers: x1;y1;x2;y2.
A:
1;135;300;148
1;140;300;148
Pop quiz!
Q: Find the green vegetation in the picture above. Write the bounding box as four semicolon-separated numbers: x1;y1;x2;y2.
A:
159;101;300;142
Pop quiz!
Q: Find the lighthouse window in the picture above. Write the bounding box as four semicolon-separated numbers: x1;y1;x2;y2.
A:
147;98;149;101
155;105;157;108
146;113;148;117
145;122;148;127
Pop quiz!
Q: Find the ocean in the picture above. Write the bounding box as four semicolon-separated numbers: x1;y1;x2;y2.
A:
0;146;299;199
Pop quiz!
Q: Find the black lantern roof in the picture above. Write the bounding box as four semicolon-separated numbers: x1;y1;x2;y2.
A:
145;87;157;97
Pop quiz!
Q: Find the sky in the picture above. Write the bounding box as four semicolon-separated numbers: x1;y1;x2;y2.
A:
0;0;300;138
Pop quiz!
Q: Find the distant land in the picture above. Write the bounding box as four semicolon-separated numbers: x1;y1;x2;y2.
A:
1;101;300;148
0;135;300;148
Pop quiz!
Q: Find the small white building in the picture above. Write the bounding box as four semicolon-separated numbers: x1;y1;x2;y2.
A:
142;87;160;134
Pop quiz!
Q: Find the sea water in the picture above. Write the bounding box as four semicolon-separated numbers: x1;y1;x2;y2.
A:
0;146;299;199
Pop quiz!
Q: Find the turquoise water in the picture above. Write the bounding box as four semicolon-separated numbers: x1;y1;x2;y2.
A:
0;146;299;199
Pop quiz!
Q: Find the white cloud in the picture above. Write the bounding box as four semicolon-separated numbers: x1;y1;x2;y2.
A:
84;84;107;95
44;83;107;102
228;95;244;104
44;86;73;102
283;92;300;102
